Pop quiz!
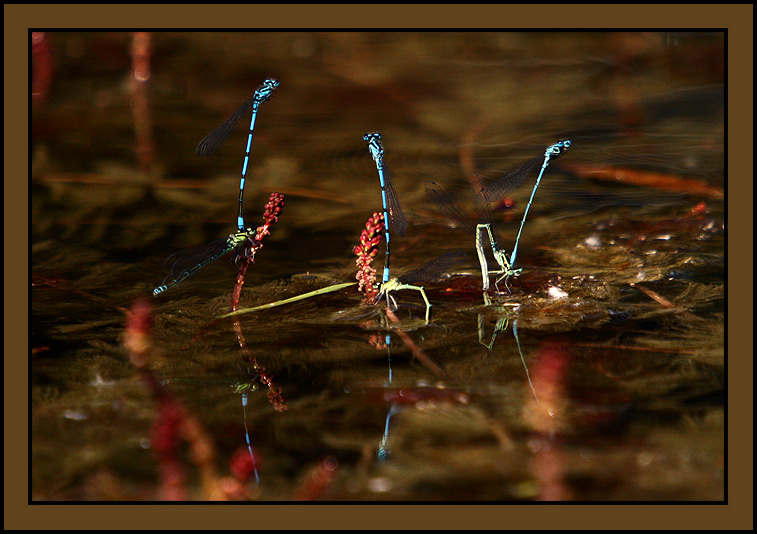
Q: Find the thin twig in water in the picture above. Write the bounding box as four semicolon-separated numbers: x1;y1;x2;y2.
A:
384;307;447;380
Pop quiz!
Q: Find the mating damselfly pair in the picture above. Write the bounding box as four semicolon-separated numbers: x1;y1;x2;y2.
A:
426;139;571;292
153;79;280;296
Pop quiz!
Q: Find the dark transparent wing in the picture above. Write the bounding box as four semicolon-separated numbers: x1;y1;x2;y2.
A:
195;95;257;157
382;165;407;237
398;251;468;285
480;155;543;203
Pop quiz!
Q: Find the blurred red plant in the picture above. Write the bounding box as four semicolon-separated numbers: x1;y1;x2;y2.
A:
292;456;339;501
125;298;229;500
32;32;54;109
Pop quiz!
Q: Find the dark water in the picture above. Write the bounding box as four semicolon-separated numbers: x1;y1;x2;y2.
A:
31;32;724;501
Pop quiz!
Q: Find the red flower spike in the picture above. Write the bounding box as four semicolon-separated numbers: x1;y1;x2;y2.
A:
354;212;385;300
254;193;286;243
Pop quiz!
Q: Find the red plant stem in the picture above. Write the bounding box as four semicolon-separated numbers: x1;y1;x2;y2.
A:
31;32;54;109
562;161;724;200
229;192;285;312
459;120;487;193
129;32;155;177
228;193;288;412
230;257;252;313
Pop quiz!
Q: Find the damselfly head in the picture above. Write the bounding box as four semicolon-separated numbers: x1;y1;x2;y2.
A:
255;78;280;103
547;139;571;158
364;132;385;165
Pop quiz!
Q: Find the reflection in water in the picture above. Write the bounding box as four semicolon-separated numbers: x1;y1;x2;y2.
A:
478;294;538;401
376;329;394;462
237;382;261;487
377;251;468;324
524;341;572;501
